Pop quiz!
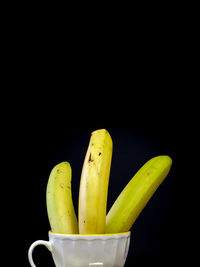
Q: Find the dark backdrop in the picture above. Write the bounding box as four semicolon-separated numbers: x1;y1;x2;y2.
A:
5;16;196;265
16;93;186;267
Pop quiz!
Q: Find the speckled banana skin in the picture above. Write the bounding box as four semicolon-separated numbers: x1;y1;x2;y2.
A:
46;162;78;234
79;129;113;234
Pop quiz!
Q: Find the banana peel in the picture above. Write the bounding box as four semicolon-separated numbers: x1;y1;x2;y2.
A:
106;155;172;233
78;129;113;234
46;162;78;234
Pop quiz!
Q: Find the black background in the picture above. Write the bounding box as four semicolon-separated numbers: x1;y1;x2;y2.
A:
2;9;197;266
16;91;189;266
10;78;194;267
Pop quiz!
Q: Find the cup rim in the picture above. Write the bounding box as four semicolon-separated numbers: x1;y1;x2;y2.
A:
49;230;131;237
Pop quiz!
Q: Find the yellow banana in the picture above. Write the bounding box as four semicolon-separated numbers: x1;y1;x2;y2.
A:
46;162;78;234
78;129;113;234
106;155;172;233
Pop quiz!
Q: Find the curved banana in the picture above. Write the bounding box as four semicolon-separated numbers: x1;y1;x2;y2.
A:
106;155;172;233
46;162;78;234
78;129;113;234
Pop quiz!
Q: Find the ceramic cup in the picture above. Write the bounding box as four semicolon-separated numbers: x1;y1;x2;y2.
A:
28;231;131;267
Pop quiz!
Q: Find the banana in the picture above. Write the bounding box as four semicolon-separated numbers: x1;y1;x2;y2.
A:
106;155;172;233
78;129;113;234
46;162;78;234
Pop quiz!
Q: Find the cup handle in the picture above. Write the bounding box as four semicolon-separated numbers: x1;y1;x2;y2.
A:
28;240;52;267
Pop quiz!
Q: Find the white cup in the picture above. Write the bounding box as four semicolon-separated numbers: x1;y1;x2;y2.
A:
28;231;131;267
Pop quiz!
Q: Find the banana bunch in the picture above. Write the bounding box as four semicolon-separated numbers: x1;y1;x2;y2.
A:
46;129;172;235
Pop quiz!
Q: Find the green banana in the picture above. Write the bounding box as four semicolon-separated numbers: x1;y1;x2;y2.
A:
106;155;172;233
78;129;113;234
46;162;78;234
